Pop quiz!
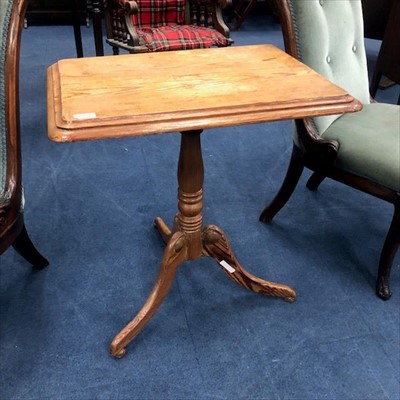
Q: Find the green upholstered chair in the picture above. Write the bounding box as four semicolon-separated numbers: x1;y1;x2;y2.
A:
260;0;399;300
0;0;48;268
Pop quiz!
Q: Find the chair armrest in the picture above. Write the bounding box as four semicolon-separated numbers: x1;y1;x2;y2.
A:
121;0;141;46
104;0;146;52
296;118;339;169
121;0;139;14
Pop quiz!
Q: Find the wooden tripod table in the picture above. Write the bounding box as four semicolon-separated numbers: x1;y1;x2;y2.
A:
47;45;361;357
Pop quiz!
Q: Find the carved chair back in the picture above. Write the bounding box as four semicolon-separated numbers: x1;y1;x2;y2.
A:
0;0;25;250
0;0;48;266
1;0;24;206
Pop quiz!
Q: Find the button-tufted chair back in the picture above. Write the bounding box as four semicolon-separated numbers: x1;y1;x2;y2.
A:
0;0;13;195
261;0;399;300
285;0;371;133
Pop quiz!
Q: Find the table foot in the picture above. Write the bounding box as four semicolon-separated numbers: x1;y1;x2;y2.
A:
202;225;296;302
109;231;187;358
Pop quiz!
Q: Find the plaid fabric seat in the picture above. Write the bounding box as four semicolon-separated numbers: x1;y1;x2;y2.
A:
129;0;230;51
105;0;232;54
137;24;230;51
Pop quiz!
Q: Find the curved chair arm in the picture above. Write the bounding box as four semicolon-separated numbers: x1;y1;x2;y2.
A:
214;0;233;38
295;118;339;170
104;0;147;53
123;0;139;14
121;1;143;49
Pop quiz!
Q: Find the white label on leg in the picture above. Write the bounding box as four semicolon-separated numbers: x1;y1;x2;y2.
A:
220;260;236;273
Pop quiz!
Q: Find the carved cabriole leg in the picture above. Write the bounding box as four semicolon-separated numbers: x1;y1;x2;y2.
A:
202;225;296;302
109;231;188;358
376;199;400;300
260;145;304;223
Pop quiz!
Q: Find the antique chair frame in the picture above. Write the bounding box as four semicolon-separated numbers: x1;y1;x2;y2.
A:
103;0;233;54
0;0;48;268
260;0;399;300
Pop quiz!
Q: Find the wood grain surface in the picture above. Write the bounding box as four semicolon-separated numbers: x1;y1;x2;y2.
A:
47;44;361;142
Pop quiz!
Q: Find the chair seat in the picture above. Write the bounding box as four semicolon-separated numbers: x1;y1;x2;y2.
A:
137;24;230;52
321;103;400;191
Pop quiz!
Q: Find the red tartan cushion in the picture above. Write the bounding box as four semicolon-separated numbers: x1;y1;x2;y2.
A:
132;0;186;27
137;25;229;51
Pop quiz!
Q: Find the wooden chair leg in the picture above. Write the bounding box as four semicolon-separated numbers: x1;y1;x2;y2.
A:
376;199;400;300
12;223;49;270
70;0;83;58
306;171;326;191
259;146;304;223
91;0;104;56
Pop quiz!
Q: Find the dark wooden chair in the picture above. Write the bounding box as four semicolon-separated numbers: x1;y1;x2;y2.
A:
369;0;400;105
0;0;48;269
103;0;233;55
260;0;399;300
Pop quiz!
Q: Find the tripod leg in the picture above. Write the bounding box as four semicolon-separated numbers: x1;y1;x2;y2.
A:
202;225;296;302
109;231;187;358
154;217;172;244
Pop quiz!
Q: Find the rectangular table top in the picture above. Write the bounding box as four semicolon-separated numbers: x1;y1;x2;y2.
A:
47;44;361;142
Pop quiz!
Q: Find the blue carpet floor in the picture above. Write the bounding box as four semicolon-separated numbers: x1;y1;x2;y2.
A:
0;12;399;400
